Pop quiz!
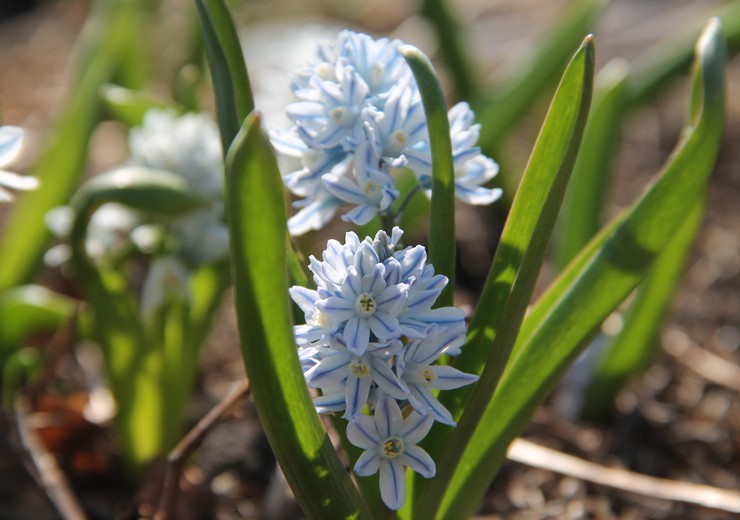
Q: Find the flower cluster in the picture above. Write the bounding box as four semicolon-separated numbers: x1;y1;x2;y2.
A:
271;31;502;235
46;109;226;318
290;227;477;509
0;125;38;202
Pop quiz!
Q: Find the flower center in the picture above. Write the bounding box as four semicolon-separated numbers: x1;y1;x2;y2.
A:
382;436;404;458
385;130;409;157
354;293;377;316
349;359;371;378
308;308;332;329
329;106;354;126
317;62;335;81
369;62;385;89
409;366;437;386
363;180;381;200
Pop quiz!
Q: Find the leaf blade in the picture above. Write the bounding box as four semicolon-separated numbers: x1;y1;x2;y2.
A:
225;112;372;520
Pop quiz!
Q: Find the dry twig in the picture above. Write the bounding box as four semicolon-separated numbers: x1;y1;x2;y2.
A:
155;379;251;520
15;396;87;520
507;438;740;513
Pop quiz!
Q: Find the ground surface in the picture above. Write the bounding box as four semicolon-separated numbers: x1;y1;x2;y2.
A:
0;0;739;519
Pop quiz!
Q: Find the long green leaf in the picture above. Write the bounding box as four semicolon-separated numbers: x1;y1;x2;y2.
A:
412;36;595;519
581;200;704;420
0;0;145;291
201;0;254;121
195;0;254;151
225;113;371;520
555;0;740;271
68;168;208;474
433;19;725;520
400;45;456;308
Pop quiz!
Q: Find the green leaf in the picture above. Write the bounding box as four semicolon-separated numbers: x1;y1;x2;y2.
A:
100;84;184;126
412;35;595;519
628;0;740;108
225;112;371;520
0;285;78;359
555;1;740;271
475;0;605;152
69;167;206;220
432;19;725;520
195;0;254;151
400;45;456;308
0;0;146;292
67;167;210;475
581;200;704;420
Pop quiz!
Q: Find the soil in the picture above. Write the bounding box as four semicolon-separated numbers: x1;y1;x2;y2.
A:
0;0;738;519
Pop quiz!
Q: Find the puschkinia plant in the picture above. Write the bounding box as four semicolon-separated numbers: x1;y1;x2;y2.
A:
42;108;231;472
211;1;725;512
270;31;502;235
290;227;477;508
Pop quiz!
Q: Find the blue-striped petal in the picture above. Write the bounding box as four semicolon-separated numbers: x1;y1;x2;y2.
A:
378;459;405;510
347;414;379;449
398;445;435;478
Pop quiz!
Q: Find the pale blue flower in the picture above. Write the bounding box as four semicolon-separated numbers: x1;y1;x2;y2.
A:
323;123;399;225
347;395;435;510
0;126;38;202
391;245;466;340
317;252;408;355
304;336;407;419
397;325;478;425
274;31;502;233
405;102;502;205
129;109;229;266
129;110;223;198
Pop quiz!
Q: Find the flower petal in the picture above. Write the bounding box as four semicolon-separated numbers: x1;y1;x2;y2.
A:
354;450;380;476
347;415;379;449
429;365;479;391
398;445;435;478
408;386;455;426
343;317;370;356
371;357;408;400
379;459;406;510
304;352;350;388
399;410;435;444
375;395;403;437
343;373;372;419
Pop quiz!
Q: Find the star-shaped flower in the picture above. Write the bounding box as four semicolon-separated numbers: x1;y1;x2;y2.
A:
347;395;435;510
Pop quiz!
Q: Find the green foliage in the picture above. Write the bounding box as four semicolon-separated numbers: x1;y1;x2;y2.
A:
401;45;456;308
225;113;372;519
430;19;725;519
0;0;148;291
100;84;184;126
410;35;595;519
67;168;222;475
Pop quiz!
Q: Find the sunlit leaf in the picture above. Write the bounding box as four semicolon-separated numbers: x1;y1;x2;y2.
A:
431;19;725;520
411;35;595;519
225;112;372;519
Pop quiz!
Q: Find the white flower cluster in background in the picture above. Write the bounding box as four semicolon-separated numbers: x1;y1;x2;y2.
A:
0;126;38;202
290;227;477;509
270;31;502;235
45;110;226;318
